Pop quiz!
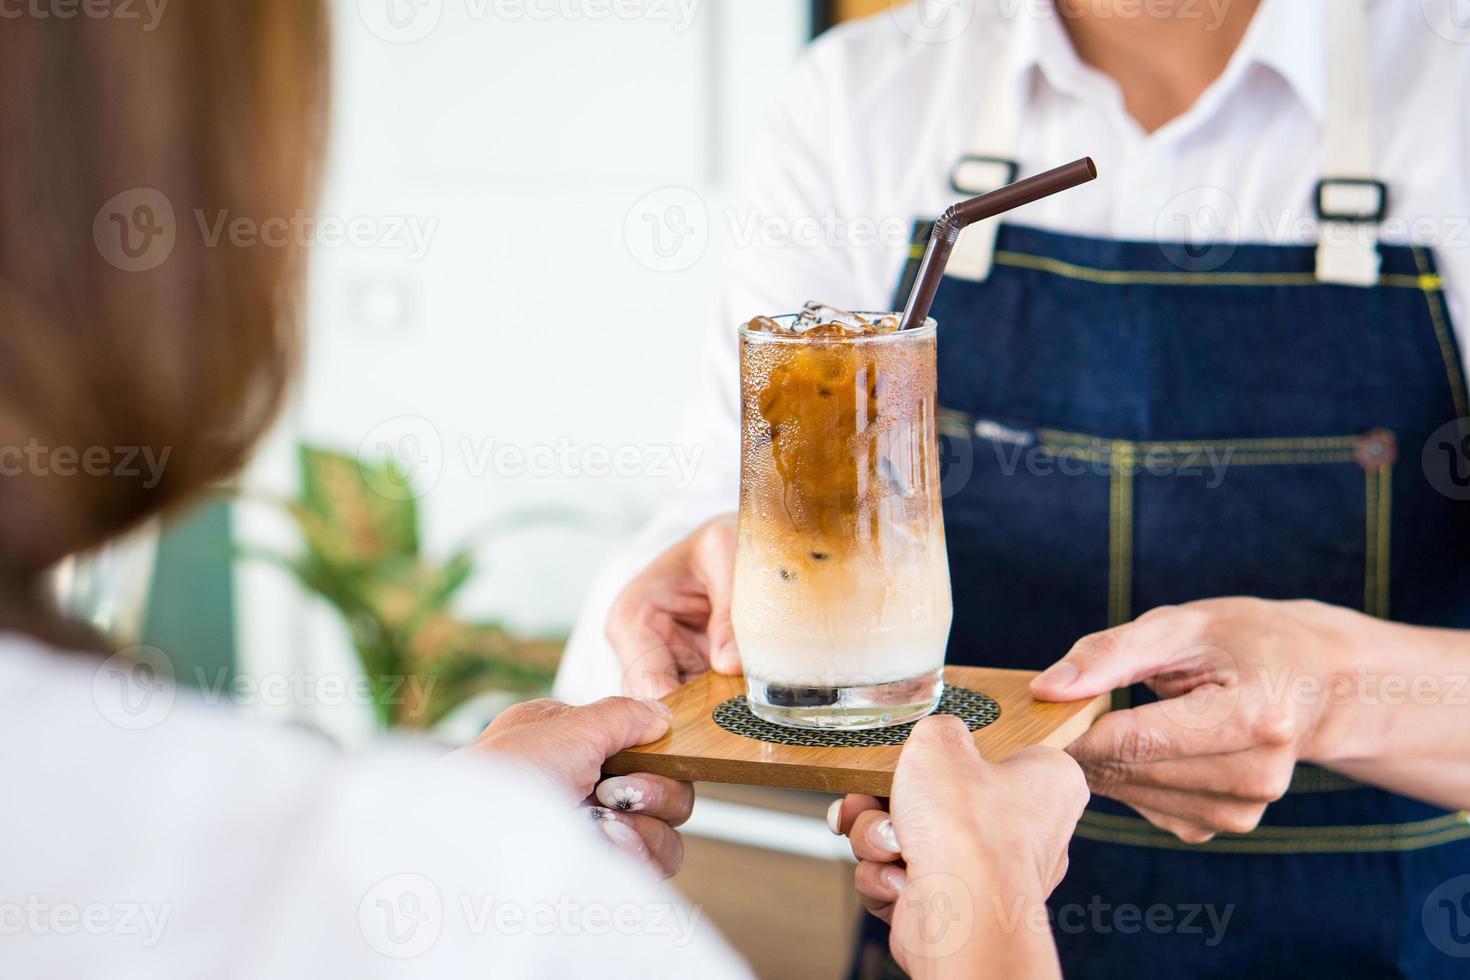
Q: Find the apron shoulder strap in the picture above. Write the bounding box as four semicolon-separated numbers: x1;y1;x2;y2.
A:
1316;0;1385;287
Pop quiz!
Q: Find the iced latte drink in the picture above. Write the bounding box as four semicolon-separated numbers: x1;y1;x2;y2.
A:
731;308;953;729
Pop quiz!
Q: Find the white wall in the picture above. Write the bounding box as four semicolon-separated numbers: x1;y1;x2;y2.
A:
235;0;809;736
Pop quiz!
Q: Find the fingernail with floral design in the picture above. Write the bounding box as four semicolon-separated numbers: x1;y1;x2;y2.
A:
590;807;648;857
597;776;653;813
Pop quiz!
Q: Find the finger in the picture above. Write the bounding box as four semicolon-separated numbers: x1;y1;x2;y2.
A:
692;518;740;674
595;775;695;826
591;807;649;862
619;812;686;878
848;809;904;863
1030;609;1214;700
608;578;711;698
855;859;907;916
830;794;885;836
1102;784;1266;838
569;696;673;758
611;618;713;697
1066;687;1254;768
614;636;683;699
1126;803;1220;846
1079;747;1293;803
590;809;685;877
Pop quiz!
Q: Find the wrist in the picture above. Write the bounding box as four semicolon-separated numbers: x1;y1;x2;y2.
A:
1297;607;1401;765
901;863;1055;980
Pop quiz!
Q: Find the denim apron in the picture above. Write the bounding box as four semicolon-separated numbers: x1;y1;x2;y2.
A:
848;6;1470;978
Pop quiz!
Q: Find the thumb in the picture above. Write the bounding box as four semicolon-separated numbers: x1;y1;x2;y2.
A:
571;696;673;758
889;716;983;864
897;715;982;786
692;519;740;675
1030;616;1191;701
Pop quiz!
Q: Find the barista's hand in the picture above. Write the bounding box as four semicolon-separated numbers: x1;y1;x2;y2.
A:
836;718;1087;979
463;697;695;877
1030;597;1373;843
606;515;740;697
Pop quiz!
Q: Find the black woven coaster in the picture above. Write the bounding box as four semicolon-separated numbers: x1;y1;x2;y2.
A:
711;685;1001;748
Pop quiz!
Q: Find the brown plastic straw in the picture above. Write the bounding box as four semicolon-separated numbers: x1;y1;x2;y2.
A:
900;157;1098;330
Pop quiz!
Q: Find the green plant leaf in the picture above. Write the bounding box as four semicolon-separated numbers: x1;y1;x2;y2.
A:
299;445;419;563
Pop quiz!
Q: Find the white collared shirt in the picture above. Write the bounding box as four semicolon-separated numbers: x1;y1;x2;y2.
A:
556;0;1470;701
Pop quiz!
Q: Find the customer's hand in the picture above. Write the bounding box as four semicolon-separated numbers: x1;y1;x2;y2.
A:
606;515;740;697
836;717;1088;979
464;697;694;877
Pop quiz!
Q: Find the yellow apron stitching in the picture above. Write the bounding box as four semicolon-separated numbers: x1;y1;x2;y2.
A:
1285;766;1361;794
1118;445;1134;625
1040;445;1358;467
993;250;1440;291
1412;246;1469;419
1108;455;1121;625
1074;810;1470;853
1364;468;1379;617
1170;452;1358;466
1080;809;1468;838
1378;463;1392;619
1073;822;1470;855
1037;428;1359;453
1108;442;1136;627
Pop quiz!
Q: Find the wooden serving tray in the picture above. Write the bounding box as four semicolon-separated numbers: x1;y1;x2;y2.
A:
603;666;1109;796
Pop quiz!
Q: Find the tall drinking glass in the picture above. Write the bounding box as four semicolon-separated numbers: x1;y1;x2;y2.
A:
731;313;952;729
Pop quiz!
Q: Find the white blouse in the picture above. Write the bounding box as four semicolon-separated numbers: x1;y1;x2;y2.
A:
0;635;749;978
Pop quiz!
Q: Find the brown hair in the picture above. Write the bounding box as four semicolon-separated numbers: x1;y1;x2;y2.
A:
0;3;328;643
